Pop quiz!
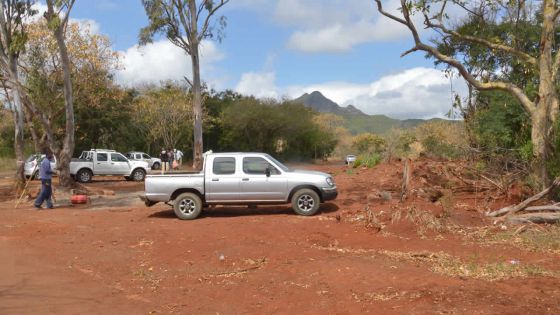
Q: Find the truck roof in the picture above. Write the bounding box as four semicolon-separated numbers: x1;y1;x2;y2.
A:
206;152;268;156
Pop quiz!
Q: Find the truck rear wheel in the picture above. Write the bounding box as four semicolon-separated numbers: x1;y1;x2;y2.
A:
291;188;320;216
76;169;93;183
173;193;202;220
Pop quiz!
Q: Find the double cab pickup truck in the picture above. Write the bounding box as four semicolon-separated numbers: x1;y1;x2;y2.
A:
71;149;150;183
141;152;337;220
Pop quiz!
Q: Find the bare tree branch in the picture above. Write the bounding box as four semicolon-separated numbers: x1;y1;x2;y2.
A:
376;0;537;115
198;0;229;42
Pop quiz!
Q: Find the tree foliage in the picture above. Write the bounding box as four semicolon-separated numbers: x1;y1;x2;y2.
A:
132;83;193;150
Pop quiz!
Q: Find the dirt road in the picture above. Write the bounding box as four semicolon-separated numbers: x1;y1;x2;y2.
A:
1;161;559;314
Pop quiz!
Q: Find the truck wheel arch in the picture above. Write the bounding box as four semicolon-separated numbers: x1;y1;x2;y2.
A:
288;185;323;203
171;188;204;202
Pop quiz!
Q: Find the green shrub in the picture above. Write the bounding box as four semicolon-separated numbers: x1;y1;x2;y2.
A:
353;153;382;168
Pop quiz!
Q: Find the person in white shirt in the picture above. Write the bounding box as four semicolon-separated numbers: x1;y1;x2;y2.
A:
174;149;183;168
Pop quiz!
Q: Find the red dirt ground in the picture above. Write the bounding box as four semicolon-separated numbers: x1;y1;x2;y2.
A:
1;159;559;314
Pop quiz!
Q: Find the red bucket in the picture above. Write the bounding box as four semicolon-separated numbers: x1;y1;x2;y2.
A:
70;194;88;204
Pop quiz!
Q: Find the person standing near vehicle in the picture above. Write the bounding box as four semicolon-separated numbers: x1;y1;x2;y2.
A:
174;148;183;167
167;147;175;170
160;148;169;174
34;150;55;209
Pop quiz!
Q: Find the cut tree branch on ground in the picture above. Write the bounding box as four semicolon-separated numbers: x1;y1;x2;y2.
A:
486;176;560;224
506;213;560;224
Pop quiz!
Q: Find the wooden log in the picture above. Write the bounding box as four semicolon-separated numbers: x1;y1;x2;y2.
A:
506;213;560;224
523;204;560;212
400;158;412;202
486;176;560;217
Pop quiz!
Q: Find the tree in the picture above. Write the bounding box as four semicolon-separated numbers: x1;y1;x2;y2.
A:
133;83;193;149
351;133;386;155
0;1;36;186
44;0;76;187
24;20;127;153
375;0;560;188
141;0;229;170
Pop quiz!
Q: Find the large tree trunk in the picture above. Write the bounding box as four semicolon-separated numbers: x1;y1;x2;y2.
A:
189;0;203;171
532;0;559;189
9;60;25;187
54;27;75;187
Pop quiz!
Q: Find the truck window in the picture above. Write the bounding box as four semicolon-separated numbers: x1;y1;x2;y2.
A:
126;153;134;159
142;154;150;159
111;153;128;162
97;153;108;161
213;157;235;175
243;157;280;175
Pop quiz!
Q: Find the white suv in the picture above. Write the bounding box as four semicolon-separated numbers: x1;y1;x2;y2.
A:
345;154;357;165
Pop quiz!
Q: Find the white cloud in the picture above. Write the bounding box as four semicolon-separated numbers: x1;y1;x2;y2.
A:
244;0;412;53
235;67;467;119
116;39;225;87
235;71;278;99
29;3;100;34
239;0;467;53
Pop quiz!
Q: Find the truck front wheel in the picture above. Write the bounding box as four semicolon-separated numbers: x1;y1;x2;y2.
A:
291;188;320;216
173;193;202;220
76;169;93;183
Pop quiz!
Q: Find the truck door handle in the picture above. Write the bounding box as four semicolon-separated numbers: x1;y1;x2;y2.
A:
212;178;219;181
242;178;249;181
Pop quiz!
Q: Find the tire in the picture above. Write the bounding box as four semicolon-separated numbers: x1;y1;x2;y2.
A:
291;188;320;216
131;168;146;181
152;162;161;170
76;169;93;183
173;193;202;220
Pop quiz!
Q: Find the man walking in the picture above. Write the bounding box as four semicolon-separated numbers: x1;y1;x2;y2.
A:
34;150;55;209
174;148;183;167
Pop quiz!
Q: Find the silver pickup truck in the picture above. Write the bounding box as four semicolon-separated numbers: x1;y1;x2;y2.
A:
70;149;150;183
141;152;337;220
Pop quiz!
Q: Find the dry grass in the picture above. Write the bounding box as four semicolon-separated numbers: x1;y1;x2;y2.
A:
313;245;558;281
460;225;560;255
490;225;560;254
432;257;556;281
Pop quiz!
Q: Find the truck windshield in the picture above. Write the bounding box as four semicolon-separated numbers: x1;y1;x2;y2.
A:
265;154;290;172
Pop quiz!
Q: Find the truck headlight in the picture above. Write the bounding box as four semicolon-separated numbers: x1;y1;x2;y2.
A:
326;177;334;186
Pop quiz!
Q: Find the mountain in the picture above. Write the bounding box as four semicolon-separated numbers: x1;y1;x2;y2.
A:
293;91;445;134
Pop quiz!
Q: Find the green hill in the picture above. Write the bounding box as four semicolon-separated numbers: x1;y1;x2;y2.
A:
292;91;446;134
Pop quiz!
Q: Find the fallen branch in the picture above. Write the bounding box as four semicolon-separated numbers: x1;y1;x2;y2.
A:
523;203;560;212
506;213;560;224
486;177;560;217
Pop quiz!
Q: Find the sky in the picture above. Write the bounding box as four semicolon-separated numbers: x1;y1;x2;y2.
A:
61;0;467;119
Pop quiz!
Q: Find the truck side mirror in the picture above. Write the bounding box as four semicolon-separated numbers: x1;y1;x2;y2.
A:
265;167;271;177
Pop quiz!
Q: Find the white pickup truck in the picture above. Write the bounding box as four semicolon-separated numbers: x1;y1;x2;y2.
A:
141;152;338;220
70;149;150;183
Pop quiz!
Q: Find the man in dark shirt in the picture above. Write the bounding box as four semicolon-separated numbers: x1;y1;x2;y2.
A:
160;148;169;174
34;150;55;209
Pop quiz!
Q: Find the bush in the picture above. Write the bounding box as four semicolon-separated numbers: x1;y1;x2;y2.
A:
415;121;468;159
353;153;382;168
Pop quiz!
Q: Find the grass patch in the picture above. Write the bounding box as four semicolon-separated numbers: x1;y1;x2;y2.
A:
313;245;558;281
490;225;560;254
432;257;555;281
